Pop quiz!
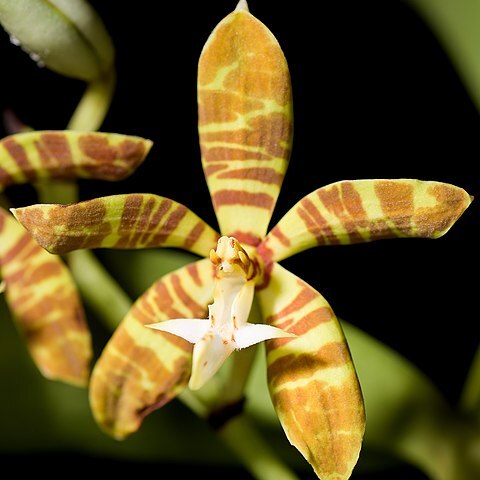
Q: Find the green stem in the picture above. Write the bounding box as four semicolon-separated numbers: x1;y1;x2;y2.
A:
224;346;258;403
178;389;210;418
67;249;131;330
218;414;300;480
36;181;78;205
67;68;116;131
460;342;480;418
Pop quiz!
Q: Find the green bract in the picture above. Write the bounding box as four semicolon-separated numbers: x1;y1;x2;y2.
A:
0;0;114;80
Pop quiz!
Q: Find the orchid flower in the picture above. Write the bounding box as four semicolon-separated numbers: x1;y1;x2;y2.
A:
13;2;472;478
0;130;152;385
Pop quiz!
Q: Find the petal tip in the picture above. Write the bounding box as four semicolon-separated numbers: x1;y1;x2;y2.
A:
9;207;20;221
235;0;249;12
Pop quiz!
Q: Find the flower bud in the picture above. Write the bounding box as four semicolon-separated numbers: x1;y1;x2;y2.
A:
0;0;114;81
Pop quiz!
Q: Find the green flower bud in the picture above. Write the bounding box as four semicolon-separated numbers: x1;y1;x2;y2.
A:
0;0;114;81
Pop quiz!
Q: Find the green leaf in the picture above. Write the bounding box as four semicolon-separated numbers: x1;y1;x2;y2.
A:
407;0;480;112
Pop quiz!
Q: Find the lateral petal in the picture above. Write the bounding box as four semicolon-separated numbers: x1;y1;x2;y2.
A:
234;323;295;349
146;318;210;344
0;207;91;386
259;179;472;261
257;262;365;480
198;2;293;246
89;258;214;439
0;131;152;188
12;194;220;257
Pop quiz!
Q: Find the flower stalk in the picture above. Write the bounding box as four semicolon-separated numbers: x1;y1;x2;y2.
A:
218;415;301;480
67;69;116;132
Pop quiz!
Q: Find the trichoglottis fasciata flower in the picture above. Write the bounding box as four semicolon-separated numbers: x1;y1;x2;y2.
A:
0;130;152;385
12;2;472;478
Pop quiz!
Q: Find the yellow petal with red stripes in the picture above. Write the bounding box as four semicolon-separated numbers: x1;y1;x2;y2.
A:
0;130;152;189
259;179;472;262
198;2;293;246
89;258;214;439
0;207;91;386
12;194;220;257
257;262;365;480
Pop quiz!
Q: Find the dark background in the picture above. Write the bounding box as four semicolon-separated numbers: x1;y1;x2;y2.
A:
0;1;478;478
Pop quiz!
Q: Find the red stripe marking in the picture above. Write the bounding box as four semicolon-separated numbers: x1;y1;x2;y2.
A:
27;261;63;284
187;263;202;287
341;182;368;219
115;195;143;248
0;232;34;265
299;197;339;245
266;283;317;324
217;167;283;185
145;199;174;247
79;134;115;161
149;198;173;227
131;196;155;246
317;185;342;215
0;166;14;188
204;164;229;176
171;274;207;316
39;133;73;167
228;230;262;247
146;281;184;320
318;185;364;243
3;138;36;181
272;307;334;348
0;208;7;233
119;195;143;233
151;205;188;245
270;225;291;247
213;190;274;209
202;146;272;162
183;222;207;250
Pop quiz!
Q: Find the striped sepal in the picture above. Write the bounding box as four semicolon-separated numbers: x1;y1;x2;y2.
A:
257;262;365;480
0;131;152;189
12;194;220;257
0;207;91;386
89;258;214;439
198;2;293;246
259;179;472;262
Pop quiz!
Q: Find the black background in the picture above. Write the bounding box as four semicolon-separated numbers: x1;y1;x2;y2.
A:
0;1;478;478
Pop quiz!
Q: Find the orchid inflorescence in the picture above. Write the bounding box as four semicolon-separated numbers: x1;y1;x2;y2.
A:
1;1;473;479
